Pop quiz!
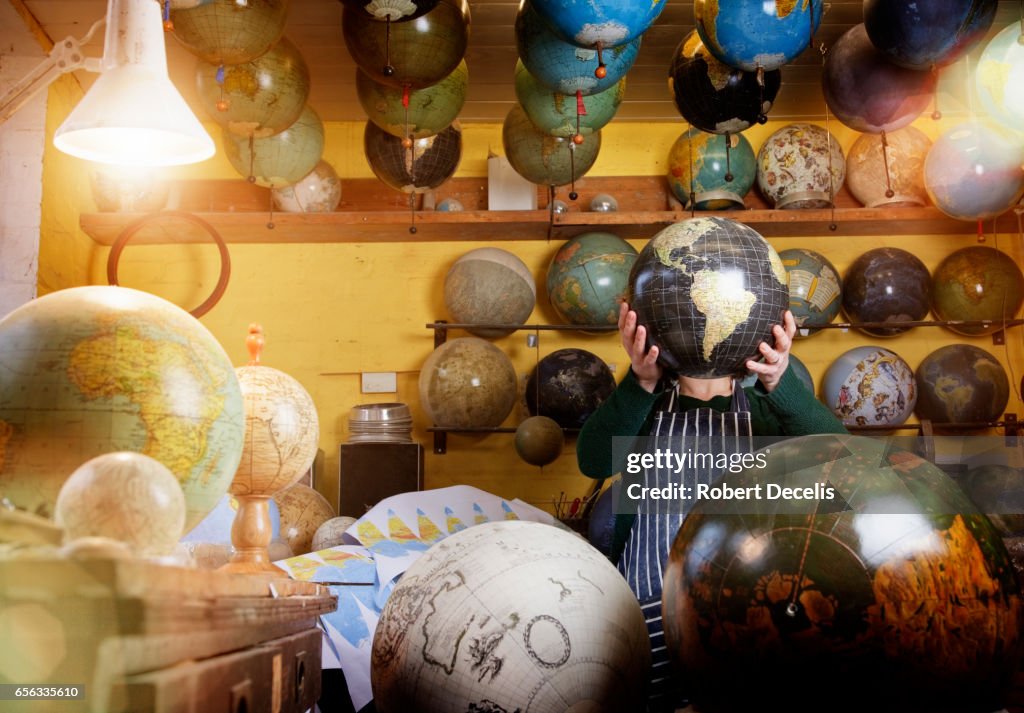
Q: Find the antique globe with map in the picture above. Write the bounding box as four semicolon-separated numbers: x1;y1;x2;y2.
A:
546;232;638;327
371;520;650;712
223;105;325;187
778;248;842;336
170;0;290;66
915;344;1009;426
932;246;1024;336
629;217;789;378
0;286;244;530
503;104;601;187
274;483;336;555
418;338;518;428
271;160;342;213
823;346;917;427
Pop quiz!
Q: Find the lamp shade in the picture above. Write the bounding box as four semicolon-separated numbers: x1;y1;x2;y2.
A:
54;0;214;166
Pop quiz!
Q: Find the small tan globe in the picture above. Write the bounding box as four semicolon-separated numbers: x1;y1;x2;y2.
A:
514;416;564;467
418;338;518;428
312;515;358;551
55;452;186;557
275;484;337;555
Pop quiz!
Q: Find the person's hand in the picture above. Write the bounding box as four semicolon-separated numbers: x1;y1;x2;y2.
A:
619;301;662;393
745;310;797;393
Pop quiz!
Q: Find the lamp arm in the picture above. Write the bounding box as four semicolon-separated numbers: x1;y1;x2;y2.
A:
0;18;106;126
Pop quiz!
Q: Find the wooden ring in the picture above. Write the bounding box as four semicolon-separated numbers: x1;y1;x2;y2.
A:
106;211;231;319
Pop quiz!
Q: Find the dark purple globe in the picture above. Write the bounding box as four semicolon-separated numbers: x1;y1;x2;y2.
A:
864;0;998;68
842;247;931;337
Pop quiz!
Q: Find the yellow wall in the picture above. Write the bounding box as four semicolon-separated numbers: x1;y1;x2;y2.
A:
38;114;1024;517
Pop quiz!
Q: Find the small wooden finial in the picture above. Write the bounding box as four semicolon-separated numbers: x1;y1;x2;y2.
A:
246;323;264;366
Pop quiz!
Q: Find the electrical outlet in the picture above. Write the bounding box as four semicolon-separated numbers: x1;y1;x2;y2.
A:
361;372;397;393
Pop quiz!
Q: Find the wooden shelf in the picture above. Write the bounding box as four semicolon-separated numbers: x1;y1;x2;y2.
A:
79;176;1020;245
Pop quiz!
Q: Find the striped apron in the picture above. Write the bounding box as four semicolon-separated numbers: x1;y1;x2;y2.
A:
618;382;753;712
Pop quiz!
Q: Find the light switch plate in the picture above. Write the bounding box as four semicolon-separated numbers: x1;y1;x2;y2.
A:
361;372;397;393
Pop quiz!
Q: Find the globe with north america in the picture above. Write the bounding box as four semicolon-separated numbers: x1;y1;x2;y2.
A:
629;217;789;377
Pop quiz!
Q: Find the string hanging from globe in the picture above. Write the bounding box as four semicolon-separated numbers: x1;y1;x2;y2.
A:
817;42;839;231
161;0;172;32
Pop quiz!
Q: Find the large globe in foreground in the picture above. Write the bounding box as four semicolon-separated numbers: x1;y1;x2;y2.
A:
223;104;325;187
664;433;1024;713
364;121;462;193
444;247;536;338
915;344;1009;426
629;217;789;378
778;248;841;337
170;0;290;65
842;247;931;337
419;338;518;428
962;464;1024;538
371;521;650;713
822;346;916;427
525;348;616;429
666;129;756;210
694;0;824;71
864;0;997;69
502;104;601;187
932;246;1024;336
546;232;638;327
0;286;244;529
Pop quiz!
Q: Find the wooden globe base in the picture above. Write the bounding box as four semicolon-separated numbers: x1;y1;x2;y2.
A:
219;495;283;575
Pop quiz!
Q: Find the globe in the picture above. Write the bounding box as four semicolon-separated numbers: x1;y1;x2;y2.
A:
777;248;841;336
628;217;789;378
444;247;536;338
977;22;1024;132
822;24;936;134
530;0;667;48
418;337;518;428
195;37;309;138
822;346;916;427
0;286;244;529
223;104;324;187
666;129;756;210
915;344;1009;426
841;247;931;337
924;120;1024;221
740;352;814;394
311;515;358;551
55;452;186;557
364;121;462;193
357;60;467;139
694;0;824;72
932;246;1024;336
546;232;638;327
963;464;1024;537
371;521;650;713
516;1;641;95
339;0;438;21
271;160;342;213
514;415;565;467
757;123;846;209
435;197;464;211
90;167;169;213
274;483;336;555
170;0;290;65
514;60;624;138
589;193;618;212
342;0;470;89
525;349;616;429
846;126;932;208
503;105;601;187
663;433;1024;713
864;0;998;68
668;30;782;134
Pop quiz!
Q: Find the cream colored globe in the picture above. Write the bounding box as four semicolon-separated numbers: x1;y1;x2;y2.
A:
275;483;336;555
312;515;358;551
55;452;186;557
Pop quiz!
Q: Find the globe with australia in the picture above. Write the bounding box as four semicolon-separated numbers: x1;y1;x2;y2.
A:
629;217;789;378
0;286;244;530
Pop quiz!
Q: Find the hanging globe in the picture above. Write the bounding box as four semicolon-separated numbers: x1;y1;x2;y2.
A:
516;1;641;96
777;248;841;337
170;0;290;65
932;246;1024;336
529;0;667;48
841;247;931;337
846;126;931;208
924;120;1024;222
822;346;917;427
364;121;462;193
915;344;1009;426
195;37;309;138
223;105;324;187
502;104;601;187
864;0;998;69
694;0;824;72
628;217;789;378
339;0;438;21
668;30;782;134
666;129;756;210
514;60;624;138
343;0;469;89
357;60;467;139
546;232;638;327
977;23;1024;132
271;160;342;213
757;123;846;209
822;24;936;133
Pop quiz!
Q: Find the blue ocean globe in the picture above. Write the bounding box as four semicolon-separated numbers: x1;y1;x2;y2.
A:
530;0;666;48
514;60;624;138
864;0;997;69
694;0;825;72
666;129;756;210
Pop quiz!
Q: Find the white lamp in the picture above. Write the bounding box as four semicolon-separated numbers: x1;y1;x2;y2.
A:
53;0;214;166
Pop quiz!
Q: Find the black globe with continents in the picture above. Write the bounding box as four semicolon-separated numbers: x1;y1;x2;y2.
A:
663;433;1024;713
629;217;788;378
364;121;462;193
914;344;1009;425
525;348;615;429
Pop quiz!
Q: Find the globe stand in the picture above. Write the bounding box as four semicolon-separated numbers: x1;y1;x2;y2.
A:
221;494;281;574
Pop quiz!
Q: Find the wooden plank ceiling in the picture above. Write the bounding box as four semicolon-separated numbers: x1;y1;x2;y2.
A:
20;0;1023;124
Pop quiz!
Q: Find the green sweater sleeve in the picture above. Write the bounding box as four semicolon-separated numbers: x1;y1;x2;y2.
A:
576;369;665;478
747;365;848;436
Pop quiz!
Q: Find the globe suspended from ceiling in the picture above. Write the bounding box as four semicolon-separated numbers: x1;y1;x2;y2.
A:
863;0;998;69
516;0;641;96
976;22;1024;132
694;0;825;72
338;0;438;22
364;121;463;193
223;104;325;187
195;36;310;138
170;0;291;65
357;60;468;139
514;60;624;140
529;0;666;50
502;104;601;194
668;30;782;135
343;0;470;88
